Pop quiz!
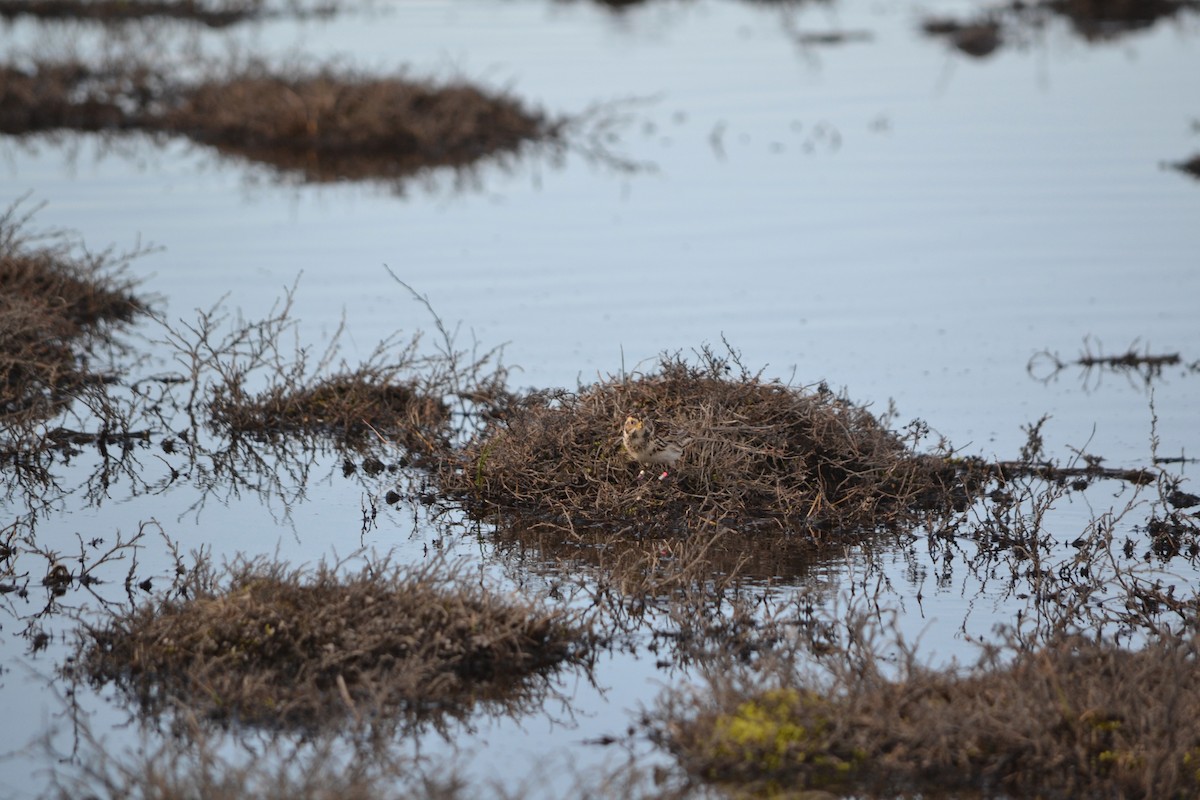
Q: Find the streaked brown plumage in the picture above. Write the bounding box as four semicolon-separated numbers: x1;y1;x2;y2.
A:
622;415;692;471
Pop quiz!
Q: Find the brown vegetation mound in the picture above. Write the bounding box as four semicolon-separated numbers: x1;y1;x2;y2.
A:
0;202;146;424
0;63;133;133
209;368;450;454
79;557;597;733
659;633;1200;798
0;0;260;26
440;350;964;540
1048;0;1195;38
1173;153;1200;180
1;61;557;181
162;67;556;180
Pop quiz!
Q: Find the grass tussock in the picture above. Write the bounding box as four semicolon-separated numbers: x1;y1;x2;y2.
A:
0;201;147;425
657;631;1200;798
156;278;507;457
0;0;264;27
1;63;138;134
441;347;964;541
1047;0;1195;38
78;556;597;734
1173;153;1200;180
209;368;450;454
164;67;556;179
0;60;557;181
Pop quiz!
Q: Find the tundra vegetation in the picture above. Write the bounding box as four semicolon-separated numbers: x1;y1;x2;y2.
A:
4;155;1199;800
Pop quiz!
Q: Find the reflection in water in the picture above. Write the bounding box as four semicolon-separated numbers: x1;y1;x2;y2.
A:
1028;336;1199;391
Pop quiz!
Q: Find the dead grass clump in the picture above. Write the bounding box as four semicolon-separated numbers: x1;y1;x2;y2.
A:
920;16;1004;58
0;0;262;27
1046;0;1194;38
2;61;557;181
0;201;147;423
0;62;159;134
1173;153;1200;180
78;555;597;734
441;348;964;540
209;369;450;454
159;66;558;181
657;631;1200;798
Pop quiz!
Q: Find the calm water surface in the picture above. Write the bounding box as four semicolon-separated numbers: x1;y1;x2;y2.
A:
2;0;1199;795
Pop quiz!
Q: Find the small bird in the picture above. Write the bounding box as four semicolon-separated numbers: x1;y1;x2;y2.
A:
622;414;693;479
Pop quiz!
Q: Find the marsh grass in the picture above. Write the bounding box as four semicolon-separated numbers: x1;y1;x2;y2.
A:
1;59;559;182
77;554;600;737
165;66;559;180
1048;0;1197;39
1174;153;1200;180
206;357;451;455
0;200;148;429
0;0;266;26
440;346;968;542
648;408;1200;797
921;0;1197;58
655;623;1200;799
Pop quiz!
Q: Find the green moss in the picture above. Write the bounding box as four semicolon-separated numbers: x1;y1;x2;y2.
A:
705;687;858;788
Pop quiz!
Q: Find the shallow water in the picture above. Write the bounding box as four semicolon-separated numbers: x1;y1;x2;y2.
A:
2;0;1200;796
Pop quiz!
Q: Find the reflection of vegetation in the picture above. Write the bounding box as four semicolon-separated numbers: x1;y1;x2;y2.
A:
53;720;470;800
0;520;178;657
1029;336;1199;389
77;554;598;737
